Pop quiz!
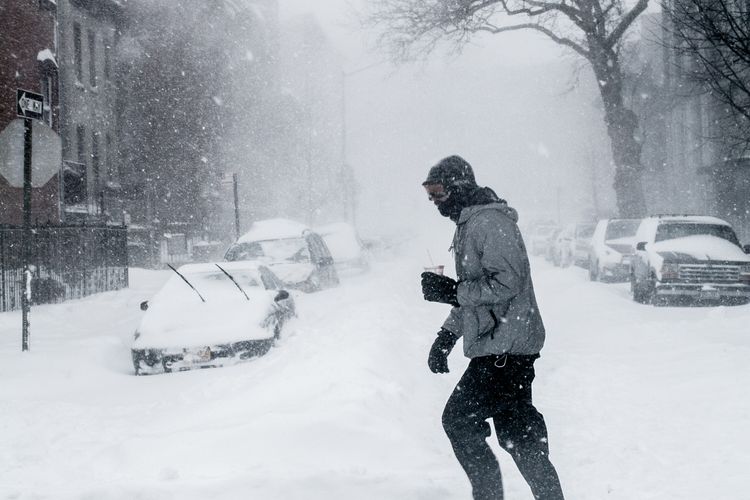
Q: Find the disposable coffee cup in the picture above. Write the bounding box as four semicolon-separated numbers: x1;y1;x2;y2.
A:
424;265;445;275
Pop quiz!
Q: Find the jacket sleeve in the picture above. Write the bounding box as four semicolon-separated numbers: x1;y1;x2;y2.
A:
455;214;523;308
441;306;463;337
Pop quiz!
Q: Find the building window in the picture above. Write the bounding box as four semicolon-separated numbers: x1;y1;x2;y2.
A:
73;23;82;82
88;30;97;87
104;38;111;80
63;161;87;206
76;125;86;164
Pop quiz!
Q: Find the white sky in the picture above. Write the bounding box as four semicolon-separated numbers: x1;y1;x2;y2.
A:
278;0;613;238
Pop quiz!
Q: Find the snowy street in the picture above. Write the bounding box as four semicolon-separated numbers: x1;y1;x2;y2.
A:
1;246;749;500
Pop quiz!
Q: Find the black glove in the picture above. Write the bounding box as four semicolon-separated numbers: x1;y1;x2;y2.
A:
428;329;458;374
421;272;459;307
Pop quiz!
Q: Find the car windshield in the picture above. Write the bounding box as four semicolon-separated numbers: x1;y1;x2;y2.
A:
655;223;740;245
605;220;640;239
225;237;310;263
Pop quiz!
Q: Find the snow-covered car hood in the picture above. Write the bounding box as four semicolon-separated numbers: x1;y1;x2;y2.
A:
135;292;276;349
651;235;750;263
134;278;278;350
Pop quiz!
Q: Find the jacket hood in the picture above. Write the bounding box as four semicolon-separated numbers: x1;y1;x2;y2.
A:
457;198;519;225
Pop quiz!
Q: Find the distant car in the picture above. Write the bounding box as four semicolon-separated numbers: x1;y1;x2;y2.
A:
551;222;596;268
131;261;295;375
224;218;339;293
588;218;641;281
314;222;370;276
630;215;750;305
528;223;559;256
572;222;597;268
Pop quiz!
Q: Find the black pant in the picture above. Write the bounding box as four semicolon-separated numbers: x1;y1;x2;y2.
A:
442;354;564;500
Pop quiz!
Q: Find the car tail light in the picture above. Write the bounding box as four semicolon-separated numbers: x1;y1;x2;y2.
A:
660;262;679;281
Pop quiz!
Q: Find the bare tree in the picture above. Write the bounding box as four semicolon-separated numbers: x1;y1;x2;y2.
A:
363;0;650;217
662;0;750;155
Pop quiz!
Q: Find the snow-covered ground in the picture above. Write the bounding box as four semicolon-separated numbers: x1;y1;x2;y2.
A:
1;244;749;500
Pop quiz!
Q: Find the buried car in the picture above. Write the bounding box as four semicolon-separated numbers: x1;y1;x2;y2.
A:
314;222;370;276
631;215;750;305
224;218;339;292
132;262;295;375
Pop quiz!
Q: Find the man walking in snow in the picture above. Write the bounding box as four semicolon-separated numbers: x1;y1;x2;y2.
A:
420;155;565;500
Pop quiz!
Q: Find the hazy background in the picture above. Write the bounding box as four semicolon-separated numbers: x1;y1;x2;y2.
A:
279;0;614;240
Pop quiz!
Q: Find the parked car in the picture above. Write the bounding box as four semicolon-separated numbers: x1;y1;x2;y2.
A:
572;222;597;267
528;222;559;256
314;222;370;276
224;218;339;292
131;261;295;375
630;215;750;305
588;218;641;281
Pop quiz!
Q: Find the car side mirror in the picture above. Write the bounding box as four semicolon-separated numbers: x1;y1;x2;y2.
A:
274;290;290;302
636;242;647;251
140;300;149;311
744;244;750;254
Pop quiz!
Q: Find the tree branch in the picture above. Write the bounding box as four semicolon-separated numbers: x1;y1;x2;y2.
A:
605;0;648;49
478;22;590;57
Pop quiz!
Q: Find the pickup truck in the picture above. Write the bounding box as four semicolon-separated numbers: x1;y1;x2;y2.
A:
630;215;750;305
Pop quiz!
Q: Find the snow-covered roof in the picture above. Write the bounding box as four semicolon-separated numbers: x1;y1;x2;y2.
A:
237;218;309;243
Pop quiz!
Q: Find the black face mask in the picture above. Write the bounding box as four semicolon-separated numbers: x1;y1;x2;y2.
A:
436;186;472;222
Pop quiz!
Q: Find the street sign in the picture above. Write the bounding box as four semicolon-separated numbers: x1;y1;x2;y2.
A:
16;89;44;120
0;119;61;187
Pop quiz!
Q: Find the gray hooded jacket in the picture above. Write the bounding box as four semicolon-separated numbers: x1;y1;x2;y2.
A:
441;201;546;357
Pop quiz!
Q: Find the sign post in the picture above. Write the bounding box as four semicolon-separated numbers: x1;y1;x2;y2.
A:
17;89;44;352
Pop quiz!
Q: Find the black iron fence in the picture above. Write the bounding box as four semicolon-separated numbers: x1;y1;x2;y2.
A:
0;224;128;312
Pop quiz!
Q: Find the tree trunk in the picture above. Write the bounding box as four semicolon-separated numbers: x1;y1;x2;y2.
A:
591;48;648;218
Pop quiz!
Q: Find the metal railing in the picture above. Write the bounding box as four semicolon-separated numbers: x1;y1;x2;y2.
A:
0;224;128;312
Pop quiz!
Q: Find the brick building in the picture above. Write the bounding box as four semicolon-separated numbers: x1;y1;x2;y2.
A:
55;0;124;223
0;0;60;225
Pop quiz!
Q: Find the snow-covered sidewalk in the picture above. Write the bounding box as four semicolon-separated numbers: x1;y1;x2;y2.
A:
1;251;749;499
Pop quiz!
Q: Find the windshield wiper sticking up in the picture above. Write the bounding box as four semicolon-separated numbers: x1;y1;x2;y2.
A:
167;264;206;303
215;264;250;301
